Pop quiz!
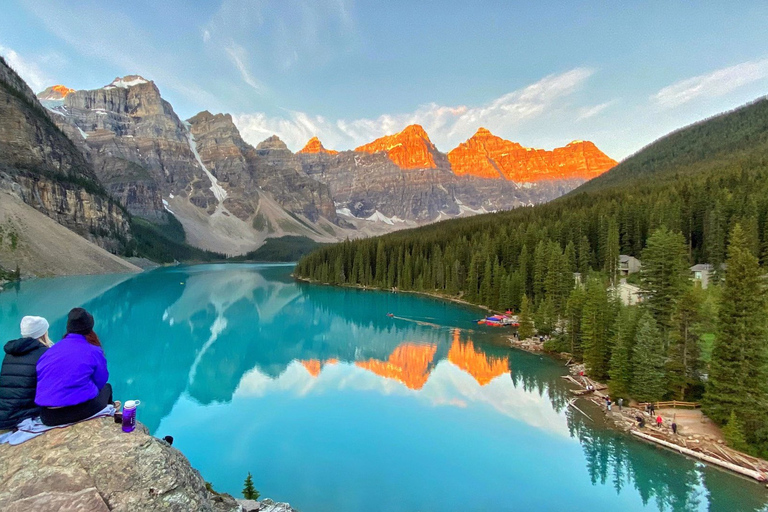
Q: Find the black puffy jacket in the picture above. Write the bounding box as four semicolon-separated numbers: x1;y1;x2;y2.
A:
0;337;48;429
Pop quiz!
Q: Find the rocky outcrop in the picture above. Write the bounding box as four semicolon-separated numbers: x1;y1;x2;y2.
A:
448;128;616;182
0;418;239;512
238;499;298;512
298;136;338;155
0;58;131;252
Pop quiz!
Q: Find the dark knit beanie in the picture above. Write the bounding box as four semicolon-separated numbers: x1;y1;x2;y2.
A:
67;308;94;335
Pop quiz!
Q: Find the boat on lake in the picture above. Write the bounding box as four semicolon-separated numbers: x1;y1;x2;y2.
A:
478;313;519;327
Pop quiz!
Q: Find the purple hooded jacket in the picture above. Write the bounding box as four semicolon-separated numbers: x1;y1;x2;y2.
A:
35;333;108;407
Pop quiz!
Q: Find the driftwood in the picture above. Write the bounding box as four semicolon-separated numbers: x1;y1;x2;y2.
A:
631;431;768;482
568;399;593;422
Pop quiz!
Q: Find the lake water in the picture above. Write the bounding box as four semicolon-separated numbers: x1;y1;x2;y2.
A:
1;264;767;512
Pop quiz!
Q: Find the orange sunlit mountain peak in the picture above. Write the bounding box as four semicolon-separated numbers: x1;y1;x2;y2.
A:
447;330;509;386
51;85;74;96
299;136;339;155
355;124;438;169
447;130;616;182
37;84;75;100
355;343;437;389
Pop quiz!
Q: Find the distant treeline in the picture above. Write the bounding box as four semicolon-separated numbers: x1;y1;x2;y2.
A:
296;97;768;457
232;236;326;262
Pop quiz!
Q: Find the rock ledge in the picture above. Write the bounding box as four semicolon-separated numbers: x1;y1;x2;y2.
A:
0;417;240;511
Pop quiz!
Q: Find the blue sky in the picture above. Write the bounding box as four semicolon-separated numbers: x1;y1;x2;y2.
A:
2;1;768;159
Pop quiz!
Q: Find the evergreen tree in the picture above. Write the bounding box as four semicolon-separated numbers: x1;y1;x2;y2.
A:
604;219;620;285
631;312;667;403
565;285;587;357
704;224;768;438
518;294;535;340
582;275;611;380
578;235;592;276
609;306;639;399
374;240;387;285
534;297;556;336
721;410;749;453
242;472;260;500
666;287;703;400
639;227;689;332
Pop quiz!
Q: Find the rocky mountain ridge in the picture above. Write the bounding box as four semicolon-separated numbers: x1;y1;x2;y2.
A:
448;127;617;181
34;73;617;256
0;58;130;254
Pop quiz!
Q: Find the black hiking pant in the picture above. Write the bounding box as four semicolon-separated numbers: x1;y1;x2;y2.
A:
40;383;113;426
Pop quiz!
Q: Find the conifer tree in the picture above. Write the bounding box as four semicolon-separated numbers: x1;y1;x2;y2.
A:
375;240;386;285
604;219;620;285
631;312;667;403
242;472;260;500
581;275;611;380
534;297;556;336
704;224;768;435
609;306;639;399
565;285;586;357
518;294;535;340
722;410;749;453
465;254;480;302
639;227;689;332
578;235;592;276
666;287;703;400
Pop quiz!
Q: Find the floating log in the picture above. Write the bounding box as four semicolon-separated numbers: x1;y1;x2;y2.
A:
568;399;593;422
631;430;767;482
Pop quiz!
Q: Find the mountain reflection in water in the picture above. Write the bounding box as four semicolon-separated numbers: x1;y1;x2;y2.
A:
1;264;767;512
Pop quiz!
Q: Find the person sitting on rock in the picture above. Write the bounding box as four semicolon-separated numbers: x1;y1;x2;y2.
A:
35;308;118;426
0;316;52;430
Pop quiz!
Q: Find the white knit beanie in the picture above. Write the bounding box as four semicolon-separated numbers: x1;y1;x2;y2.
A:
20;316;49;340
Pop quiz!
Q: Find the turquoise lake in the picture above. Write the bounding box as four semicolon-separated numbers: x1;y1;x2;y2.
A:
1;264;767;512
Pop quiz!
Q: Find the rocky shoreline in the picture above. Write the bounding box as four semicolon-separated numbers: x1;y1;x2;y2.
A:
508;335;768;484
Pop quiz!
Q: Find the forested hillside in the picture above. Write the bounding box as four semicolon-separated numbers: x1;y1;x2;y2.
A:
296;96;768;457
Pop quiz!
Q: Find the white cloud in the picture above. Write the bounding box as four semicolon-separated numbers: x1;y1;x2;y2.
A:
225;42;264;93
23;2;220;109
204;0;357;71
233;68;596;152
0;44;50;93
202;29;211;43
653;57;768;109
577;100;615;120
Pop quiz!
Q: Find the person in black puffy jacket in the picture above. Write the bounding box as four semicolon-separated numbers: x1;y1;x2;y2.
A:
0;316;51;430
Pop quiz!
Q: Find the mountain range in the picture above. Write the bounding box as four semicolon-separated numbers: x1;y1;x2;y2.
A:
0;57;616;273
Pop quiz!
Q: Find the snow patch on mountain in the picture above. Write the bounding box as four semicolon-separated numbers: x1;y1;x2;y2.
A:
365;210;405;225
104;76;149;89
184;128;228;204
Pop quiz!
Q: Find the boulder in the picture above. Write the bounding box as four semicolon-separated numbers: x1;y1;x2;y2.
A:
0;418;239;512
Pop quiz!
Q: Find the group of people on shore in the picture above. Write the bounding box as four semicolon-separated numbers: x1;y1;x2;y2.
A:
0;308;117;431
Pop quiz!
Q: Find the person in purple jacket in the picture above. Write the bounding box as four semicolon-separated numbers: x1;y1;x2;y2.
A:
35;308;117;426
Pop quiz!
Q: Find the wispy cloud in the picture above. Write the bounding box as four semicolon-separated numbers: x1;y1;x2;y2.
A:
577;100;615;120
0;44;50;92
204;0;357;71
22;1;220;109
225;42;264;92
233;68;596;152
653;57;768;109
